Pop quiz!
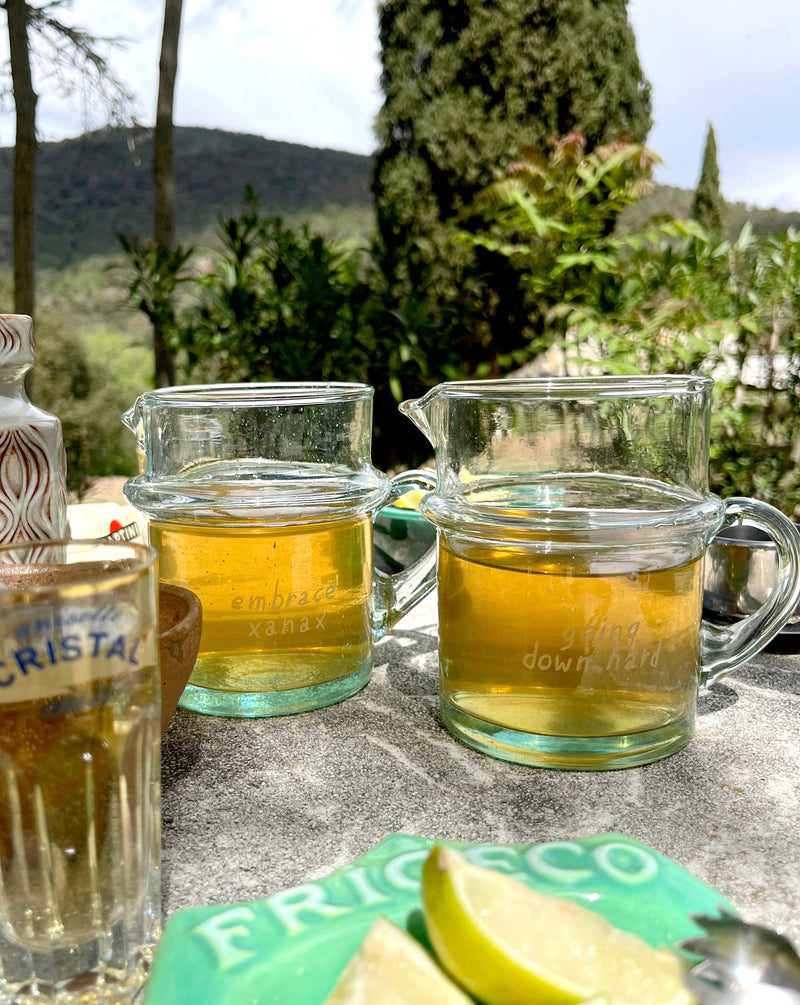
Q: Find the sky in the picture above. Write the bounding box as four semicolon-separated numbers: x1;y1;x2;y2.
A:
0;0;798;212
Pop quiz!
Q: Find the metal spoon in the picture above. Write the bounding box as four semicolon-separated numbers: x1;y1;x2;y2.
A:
679;910;800;1004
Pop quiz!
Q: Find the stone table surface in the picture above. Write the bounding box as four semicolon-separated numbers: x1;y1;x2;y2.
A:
160;594;800;944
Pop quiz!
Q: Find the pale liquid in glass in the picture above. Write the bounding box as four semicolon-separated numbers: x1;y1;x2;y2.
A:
438;538;703;739
0;669;160;996
151;515;373;693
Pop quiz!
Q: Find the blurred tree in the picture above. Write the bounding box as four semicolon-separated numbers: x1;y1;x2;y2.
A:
1;0;133;320
691;122;726;241
32;310;138;496
5;0;34;316
372;0;653;381
152;0;183;387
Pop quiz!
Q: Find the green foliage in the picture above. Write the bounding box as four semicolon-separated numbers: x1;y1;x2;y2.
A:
374;0;653;223
468;134;659;341
0;257;150;497
119;190;444;468
0;127;373;269
372;0;654;378
117;233;194;340
0;261;146;498
80;328;153;407
9;114;800;493
119;175;800;505
707;227;800;512
691;124;726;241
30;312;140;497
617;184;800;244
467;141;800;517
124;189;374;384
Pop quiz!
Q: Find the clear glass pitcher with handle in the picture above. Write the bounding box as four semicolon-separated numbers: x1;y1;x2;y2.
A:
400;374;800;769
123;382;436;717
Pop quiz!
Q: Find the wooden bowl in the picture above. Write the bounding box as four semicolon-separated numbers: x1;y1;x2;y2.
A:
159;584;202;732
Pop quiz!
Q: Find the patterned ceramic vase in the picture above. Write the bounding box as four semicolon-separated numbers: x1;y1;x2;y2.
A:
0;314;68;542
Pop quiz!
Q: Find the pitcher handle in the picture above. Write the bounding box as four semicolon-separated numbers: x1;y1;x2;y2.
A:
700;497;800;688
373;469;437;640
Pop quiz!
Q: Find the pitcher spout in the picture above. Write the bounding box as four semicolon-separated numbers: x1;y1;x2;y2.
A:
399;387;439;444
121;397;145;449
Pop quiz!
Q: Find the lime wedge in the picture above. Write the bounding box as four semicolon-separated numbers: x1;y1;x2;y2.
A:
421;847;694;1005
322;915;474;1004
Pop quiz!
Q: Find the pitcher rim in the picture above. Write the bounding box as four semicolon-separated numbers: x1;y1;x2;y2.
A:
405;374;712;403
135;382;374;406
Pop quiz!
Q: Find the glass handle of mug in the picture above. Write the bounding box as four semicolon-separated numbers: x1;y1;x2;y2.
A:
701;497;800;688
372;469;438;640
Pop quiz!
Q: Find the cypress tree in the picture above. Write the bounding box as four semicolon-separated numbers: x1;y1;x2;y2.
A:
372;0;654;386
691;123;726;241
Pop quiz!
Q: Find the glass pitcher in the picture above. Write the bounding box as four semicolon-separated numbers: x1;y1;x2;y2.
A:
123;383;436;717
400;375;800;769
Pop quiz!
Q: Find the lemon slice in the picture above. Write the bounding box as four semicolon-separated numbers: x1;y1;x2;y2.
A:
421;847;694;1005
322;915;474;1004
391;489;423;510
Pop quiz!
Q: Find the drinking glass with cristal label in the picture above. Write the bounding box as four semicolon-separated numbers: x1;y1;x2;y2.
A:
0;539;160;1004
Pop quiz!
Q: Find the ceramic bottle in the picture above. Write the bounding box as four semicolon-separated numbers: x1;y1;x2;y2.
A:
0;314;68;542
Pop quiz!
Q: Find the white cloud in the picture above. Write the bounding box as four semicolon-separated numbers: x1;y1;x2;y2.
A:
0;0;382;152
629;0;800;209
168;0;380;151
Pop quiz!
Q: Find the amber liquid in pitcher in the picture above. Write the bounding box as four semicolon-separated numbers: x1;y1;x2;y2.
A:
438;537;703;739
151;515;373;693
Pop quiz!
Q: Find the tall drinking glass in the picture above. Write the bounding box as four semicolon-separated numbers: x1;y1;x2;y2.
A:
0;540;160;1004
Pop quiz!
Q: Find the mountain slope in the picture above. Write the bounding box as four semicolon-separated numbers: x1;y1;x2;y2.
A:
0;126;373;268
0;126;797;271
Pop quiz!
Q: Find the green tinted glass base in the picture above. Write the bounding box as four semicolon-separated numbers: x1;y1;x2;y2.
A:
440;699;694;770
177;663;372;718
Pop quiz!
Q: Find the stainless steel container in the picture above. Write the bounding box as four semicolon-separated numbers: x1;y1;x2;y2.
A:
704;523;800;624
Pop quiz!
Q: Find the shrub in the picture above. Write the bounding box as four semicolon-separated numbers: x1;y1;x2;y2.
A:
120;190;446;469
467;138;800;516
32;313;138;497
